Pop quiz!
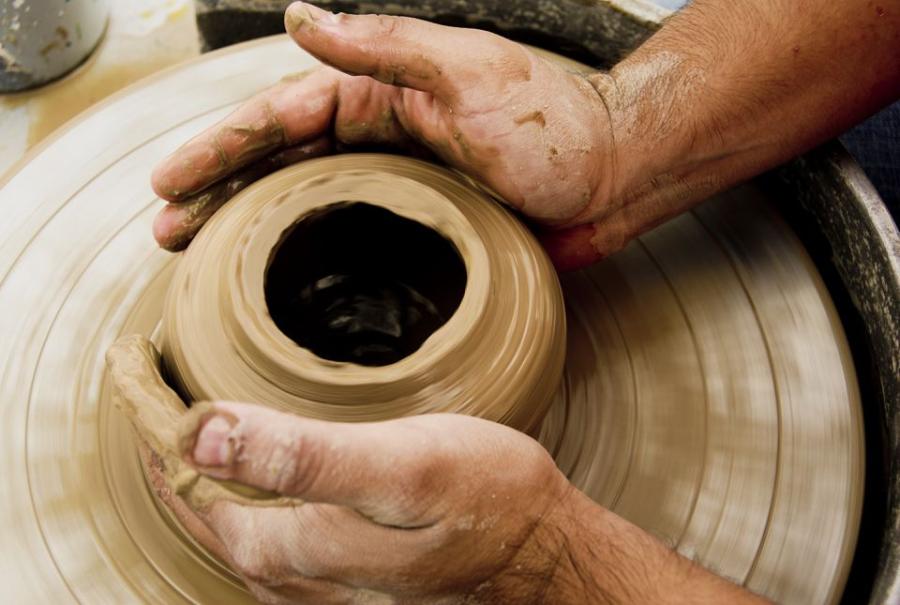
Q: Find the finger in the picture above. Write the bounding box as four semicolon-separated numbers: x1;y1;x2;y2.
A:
145;453;366;604
153;136;333;251
204;500;428;595
178;402;460;527
284;2;529;102
151;68;340;202
331;76;412;146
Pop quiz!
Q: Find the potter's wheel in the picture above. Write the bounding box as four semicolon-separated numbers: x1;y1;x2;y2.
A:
0;36;863;604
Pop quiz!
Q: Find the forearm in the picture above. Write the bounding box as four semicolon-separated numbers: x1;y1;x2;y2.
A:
582;0;900;251
539;488;769;604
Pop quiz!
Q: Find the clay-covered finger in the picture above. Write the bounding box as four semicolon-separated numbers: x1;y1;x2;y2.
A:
153;137;334;251
106;337;224;543
106;336;286;510
284;2;526;102
177;402;467;528
151;68;340;202
153;189;231;253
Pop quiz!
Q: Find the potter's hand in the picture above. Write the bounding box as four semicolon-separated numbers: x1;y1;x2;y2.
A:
174;404;577;604
166;401;769;605
105;337;768;604
151;2;622;270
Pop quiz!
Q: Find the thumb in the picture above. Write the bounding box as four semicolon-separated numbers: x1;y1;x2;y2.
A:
283;2;527;102
178;401;448;526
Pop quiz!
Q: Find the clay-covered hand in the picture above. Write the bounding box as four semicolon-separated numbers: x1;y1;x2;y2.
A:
105;337;769;604
167;402;768;605
150;1;622;270
171;403;581;603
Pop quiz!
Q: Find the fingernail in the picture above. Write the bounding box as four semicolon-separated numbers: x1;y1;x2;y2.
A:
285;2;335;33
193;415;234;467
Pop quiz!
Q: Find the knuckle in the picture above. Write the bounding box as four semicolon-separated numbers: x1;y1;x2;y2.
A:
217;513;283;587
519;440;562;490
234;559;268;585
488;45;533;82
470;27;505;49
519;435;555;471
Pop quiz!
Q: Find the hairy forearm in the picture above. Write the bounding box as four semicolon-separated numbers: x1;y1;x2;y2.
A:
537;489;769;604
582;0;900;252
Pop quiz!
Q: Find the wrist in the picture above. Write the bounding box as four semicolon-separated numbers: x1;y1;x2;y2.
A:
532;485;772;605
586;66;692;201
576;63;722;256
491;480;668;605
574;55;754;257
538;487;668;604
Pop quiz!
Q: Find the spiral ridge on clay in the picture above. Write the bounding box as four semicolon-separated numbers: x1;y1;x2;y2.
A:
162;154;567;433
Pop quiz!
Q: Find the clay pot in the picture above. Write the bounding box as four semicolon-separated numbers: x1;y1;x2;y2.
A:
161;154;566;434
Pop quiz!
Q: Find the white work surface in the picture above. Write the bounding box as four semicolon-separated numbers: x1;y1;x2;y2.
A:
0;0;200;178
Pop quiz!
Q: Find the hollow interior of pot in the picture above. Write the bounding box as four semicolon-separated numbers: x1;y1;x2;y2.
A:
264;201;468;367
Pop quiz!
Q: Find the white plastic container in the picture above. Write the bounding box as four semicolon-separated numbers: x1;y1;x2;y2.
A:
0;0;109;92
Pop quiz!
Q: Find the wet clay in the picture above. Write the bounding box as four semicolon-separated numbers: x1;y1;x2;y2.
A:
107;154;565;509
106;334;291;509
160;154;567;432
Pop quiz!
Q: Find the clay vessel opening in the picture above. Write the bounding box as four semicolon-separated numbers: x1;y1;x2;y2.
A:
265;202;467;367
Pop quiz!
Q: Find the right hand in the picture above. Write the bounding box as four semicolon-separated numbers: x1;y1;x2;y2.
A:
150;2;626;270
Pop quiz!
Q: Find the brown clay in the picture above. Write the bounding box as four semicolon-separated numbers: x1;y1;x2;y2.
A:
106;334;291;509
160;154;567;433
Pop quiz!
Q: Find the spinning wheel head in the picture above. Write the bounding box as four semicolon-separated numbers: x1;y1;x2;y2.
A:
0;37;867;604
